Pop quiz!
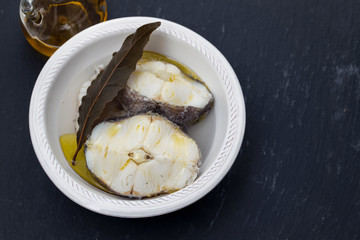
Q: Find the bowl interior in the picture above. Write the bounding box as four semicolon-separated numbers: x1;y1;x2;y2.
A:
44;29;229;200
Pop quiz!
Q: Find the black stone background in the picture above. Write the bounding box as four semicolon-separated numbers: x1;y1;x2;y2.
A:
1;0;360;239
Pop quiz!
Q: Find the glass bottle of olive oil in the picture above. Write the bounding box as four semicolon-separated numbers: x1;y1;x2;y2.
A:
19;0;107;57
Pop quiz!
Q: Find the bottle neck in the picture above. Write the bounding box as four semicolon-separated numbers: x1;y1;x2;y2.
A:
20;0;41;24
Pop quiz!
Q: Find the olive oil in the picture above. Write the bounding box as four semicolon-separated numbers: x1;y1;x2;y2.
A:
59;134;107;191
20;0;107;57
141;51;201;82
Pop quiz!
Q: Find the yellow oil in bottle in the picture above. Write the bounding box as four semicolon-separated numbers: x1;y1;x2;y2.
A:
20;0;107;57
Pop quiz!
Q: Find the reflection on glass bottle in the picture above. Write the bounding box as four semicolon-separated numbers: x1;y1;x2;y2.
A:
20;0;107;56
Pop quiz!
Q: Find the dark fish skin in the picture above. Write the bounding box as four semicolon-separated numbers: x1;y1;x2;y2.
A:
118;86;214;128
157;100;214;128
119;87;156;114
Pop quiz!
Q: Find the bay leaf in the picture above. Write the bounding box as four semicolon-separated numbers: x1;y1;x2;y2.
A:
73;21;161;163
97;92;128;123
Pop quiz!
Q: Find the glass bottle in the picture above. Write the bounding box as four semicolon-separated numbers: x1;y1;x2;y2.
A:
19;0;107;57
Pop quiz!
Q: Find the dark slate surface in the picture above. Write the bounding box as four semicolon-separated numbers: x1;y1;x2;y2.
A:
1;0;360;239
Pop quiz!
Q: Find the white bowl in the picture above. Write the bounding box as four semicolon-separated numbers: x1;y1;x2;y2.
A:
29;17;246;218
